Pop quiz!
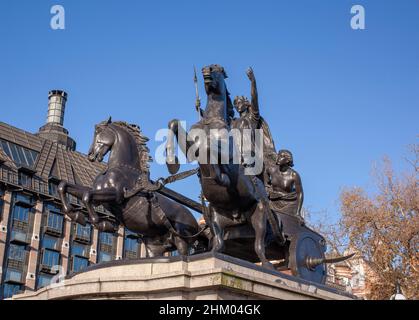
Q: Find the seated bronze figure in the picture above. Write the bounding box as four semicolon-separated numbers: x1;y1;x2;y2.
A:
265;150;304;220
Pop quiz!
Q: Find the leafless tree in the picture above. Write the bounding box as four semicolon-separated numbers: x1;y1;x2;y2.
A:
309;143;418;299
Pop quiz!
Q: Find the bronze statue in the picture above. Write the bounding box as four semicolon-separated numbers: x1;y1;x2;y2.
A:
165;64;354;281
57;64;355;285
166;64;285;270
58;118;206;257
232;67;277;168
265;150;304;219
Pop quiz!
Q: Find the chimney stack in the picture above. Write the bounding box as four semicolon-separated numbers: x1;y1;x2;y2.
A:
46;90;67;126
36;90;76;151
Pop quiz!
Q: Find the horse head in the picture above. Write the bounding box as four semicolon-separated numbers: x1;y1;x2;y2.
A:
88;117;115;163
202;64;228;97
201;64;234;124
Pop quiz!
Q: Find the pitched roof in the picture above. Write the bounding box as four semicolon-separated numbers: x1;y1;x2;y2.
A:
0;121;106;187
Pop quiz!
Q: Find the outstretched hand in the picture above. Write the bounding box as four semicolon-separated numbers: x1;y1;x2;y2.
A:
246;67;255;81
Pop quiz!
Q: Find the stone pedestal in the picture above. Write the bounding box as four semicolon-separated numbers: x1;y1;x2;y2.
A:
11;253;355;300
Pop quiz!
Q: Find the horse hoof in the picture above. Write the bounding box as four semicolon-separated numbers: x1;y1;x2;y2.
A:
211;243;224;254
97;221;117;233
67;210;85;225
74;212;86;226
166;158;180;174
65;204;75;214
262;262;276;271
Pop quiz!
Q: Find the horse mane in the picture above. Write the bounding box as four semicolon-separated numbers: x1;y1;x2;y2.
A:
111;121;152;172
226;88;234;126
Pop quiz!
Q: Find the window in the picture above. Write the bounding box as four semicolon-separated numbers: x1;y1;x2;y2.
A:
46;211;64;233
98;251;112;263
15;193;32;205
99;232;115;246
74;223;91;243
18;172;31;188
41;249;60;268
124;237;139;260
124;237;138;252
8;244;26;262
42;235;59;251
10;230;28;244
0;189;4;219
44;204;63;235
45;203;61;213
37;274;53;289
70;242;89;273
72;256;89;273
11;198;31;244
72;243;89;257
48;182;58;197
98;232;116;263
4;269;23;283
12;205;30;223
0;139;39;168
3;283;22;299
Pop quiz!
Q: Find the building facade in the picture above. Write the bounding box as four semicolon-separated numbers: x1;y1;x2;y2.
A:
326;254;372;299
0;90;146;299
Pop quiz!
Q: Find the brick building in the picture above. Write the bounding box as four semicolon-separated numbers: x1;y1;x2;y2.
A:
0;90;146;299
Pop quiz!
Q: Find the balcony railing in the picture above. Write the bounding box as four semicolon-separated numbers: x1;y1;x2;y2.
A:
74;233;91;245
99;243;113;253
39;264;60;275
124;250;138;260
7;258;24;270
43;225;63;237
13;219;29;230
72;249;90;259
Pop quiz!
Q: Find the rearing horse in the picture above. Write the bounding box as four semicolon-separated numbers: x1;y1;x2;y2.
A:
58;118;202;257
166;64;284;269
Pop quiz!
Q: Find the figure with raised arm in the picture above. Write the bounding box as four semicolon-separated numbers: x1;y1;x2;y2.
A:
232;67;277;173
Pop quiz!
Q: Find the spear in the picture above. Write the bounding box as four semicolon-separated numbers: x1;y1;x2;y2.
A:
194;66;201;120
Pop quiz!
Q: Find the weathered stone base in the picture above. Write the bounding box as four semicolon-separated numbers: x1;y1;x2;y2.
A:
11;253;355;300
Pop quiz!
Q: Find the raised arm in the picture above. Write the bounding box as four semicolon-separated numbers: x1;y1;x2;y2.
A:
246;67;260;121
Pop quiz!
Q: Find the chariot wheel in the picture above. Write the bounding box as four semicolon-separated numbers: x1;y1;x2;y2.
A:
288;232;327;284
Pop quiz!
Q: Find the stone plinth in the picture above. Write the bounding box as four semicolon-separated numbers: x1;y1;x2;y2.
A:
11;253;355;300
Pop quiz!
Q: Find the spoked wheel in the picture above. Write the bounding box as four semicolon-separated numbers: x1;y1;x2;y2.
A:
288;232;327;284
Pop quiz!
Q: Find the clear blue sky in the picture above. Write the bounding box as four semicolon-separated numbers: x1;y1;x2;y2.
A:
0;0;418;222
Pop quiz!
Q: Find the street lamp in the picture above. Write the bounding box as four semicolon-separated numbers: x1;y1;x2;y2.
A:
390;282;407;300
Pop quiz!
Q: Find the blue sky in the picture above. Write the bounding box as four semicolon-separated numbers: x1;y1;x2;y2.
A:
0;0;418;222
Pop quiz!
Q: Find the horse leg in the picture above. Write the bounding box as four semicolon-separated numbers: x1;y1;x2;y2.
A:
251;201;275;270
209;207;225;253
173;236;189;256
58;181;89;225
144;241;166;258
82;189;119;232
167;119;195;162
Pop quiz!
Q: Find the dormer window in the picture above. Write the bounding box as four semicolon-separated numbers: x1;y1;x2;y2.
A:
0;139;38;168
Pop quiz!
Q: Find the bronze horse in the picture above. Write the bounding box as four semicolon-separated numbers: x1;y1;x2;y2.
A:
58;119;203;257
166;64;285;270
